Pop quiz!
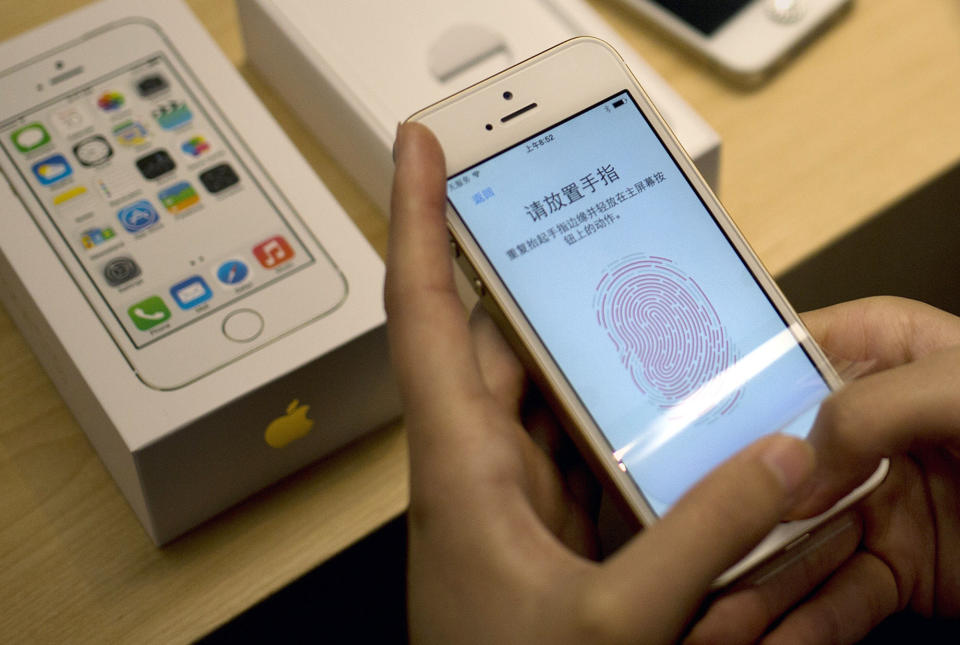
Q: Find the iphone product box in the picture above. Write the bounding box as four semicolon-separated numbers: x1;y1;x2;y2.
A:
0;0;399;544
237;0;722;216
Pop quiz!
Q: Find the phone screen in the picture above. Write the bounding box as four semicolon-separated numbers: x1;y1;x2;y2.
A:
0;52;315;349
648;0;753;35
446;91;830;514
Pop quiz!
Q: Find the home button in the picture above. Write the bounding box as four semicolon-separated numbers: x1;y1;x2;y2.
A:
222;309;263;342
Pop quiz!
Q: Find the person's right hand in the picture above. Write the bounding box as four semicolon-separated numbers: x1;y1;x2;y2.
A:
389;122;828;645
689;296;960;643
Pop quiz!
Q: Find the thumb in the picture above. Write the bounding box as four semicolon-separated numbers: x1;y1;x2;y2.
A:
595;434;814;641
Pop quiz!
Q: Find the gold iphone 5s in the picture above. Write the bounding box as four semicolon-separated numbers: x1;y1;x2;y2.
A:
407;37;885;586
0;20;346;390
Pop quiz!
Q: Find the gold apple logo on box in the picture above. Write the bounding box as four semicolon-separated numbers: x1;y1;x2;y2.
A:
264;399;315;448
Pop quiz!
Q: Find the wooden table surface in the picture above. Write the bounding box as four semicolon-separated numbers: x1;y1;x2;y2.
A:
1;0;958;641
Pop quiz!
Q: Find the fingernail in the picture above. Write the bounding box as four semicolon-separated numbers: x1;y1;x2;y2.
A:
760;436;815;495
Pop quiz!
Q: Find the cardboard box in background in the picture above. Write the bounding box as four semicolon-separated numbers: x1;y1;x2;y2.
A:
0;0;399;545
237;0;722;216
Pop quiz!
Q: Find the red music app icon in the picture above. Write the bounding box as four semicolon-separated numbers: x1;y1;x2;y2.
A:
253;235;294;269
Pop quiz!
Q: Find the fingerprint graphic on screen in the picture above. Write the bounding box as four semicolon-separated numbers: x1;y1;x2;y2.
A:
594;254;741;419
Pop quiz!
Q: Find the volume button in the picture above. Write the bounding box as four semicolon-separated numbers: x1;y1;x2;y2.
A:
472;278;486;297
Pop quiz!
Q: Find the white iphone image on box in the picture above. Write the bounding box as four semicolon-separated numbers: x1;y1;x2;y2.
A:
407;37;886;586
0;20;346;390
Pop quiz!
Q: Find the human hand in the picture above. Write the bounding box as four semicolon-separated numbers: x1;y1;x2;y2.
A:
387;122;821;644
689;296;960;643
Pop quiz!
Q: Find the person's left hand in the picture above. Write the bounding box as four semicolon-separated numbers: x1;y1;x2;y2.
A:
388;122;840;644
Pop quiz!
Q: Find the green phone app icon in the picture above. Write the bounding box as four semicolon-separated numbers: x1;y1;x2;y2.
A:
128;295;171;331
11;122;51;153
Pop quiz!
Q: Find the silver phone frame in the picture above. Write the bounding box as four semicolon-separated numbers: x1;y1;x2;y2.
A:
617;0;853;85
0;18;348;390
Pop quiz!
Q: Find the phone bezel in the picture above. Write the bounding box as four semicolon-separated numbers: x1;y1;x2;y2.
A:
408;36;886;586
0;19;348;390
